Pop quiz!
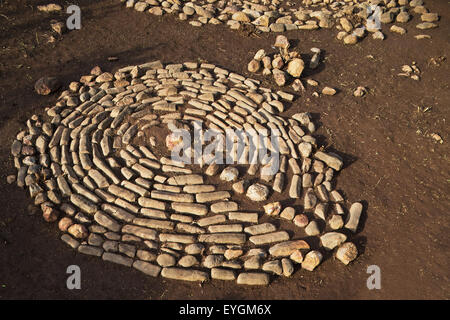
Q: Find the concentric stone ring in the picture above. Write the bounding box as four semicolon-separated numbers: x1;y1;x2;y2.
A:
10;60;362;285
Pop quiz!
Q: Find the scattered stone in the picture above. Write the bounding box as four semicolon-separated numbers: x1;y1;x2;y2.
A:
336;242;358;265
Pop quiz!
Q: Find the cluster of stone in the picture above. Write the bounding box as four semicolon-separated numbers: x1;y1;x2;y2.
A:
248;36;337;96
122;0;439;42
36;3;70;41
9;60;362;285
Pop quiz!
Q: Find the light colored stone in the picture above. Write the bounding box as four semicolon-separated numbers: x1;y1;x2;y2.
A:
246;183;269;201
237;272;270;285
336;242;358;265
286;58;305;78
301;250;322;271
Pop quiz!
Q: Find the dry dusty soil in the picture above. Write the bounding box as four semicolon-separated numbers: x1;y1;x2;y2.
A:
0;0;449;299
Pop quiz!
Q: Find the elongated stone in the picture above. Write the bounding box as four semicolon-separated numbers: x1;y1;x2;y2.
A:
159;233;196;244
151;190;194;203
210;201;238;213
273;172;284;193
249;231;289;245
289;174;301;198
166;174;203;185
314;151;343;171
161;267;209;282
132;163;155;179
336;242;358;265
208;224;243;233
320;232;347;250
268;240;310;257
211;268;236;280
122;224;157;240
108;185;136;202
197;214;226;227
171;202;208;215
78;245;103;257
301;250;322;271
262;260;282;275
133;260;161;277
121;180;149;196
141;208;167;219
94;211;121;232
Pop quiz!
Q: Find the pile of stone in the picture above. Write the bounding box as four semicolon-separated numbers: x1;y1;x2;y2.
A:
398;63;421;81
9;59;363;285
122;0;439;43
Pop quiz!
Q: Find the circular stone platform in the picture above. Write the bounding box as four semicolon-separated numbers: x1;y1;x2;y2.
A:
9;60;362;285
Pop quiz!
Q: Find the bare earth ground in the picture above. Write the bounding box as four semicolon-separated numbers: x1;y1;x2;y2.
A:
0;0;449;300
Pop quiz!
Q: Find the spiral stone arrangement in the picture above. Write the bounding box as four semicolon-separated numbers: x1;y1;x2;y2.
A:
9;60;362;285
122;0;439;43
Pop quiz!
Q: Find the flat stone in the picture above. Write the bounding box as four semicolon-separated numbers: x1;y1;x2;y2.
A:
301;250;322;271
345;202;363;232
